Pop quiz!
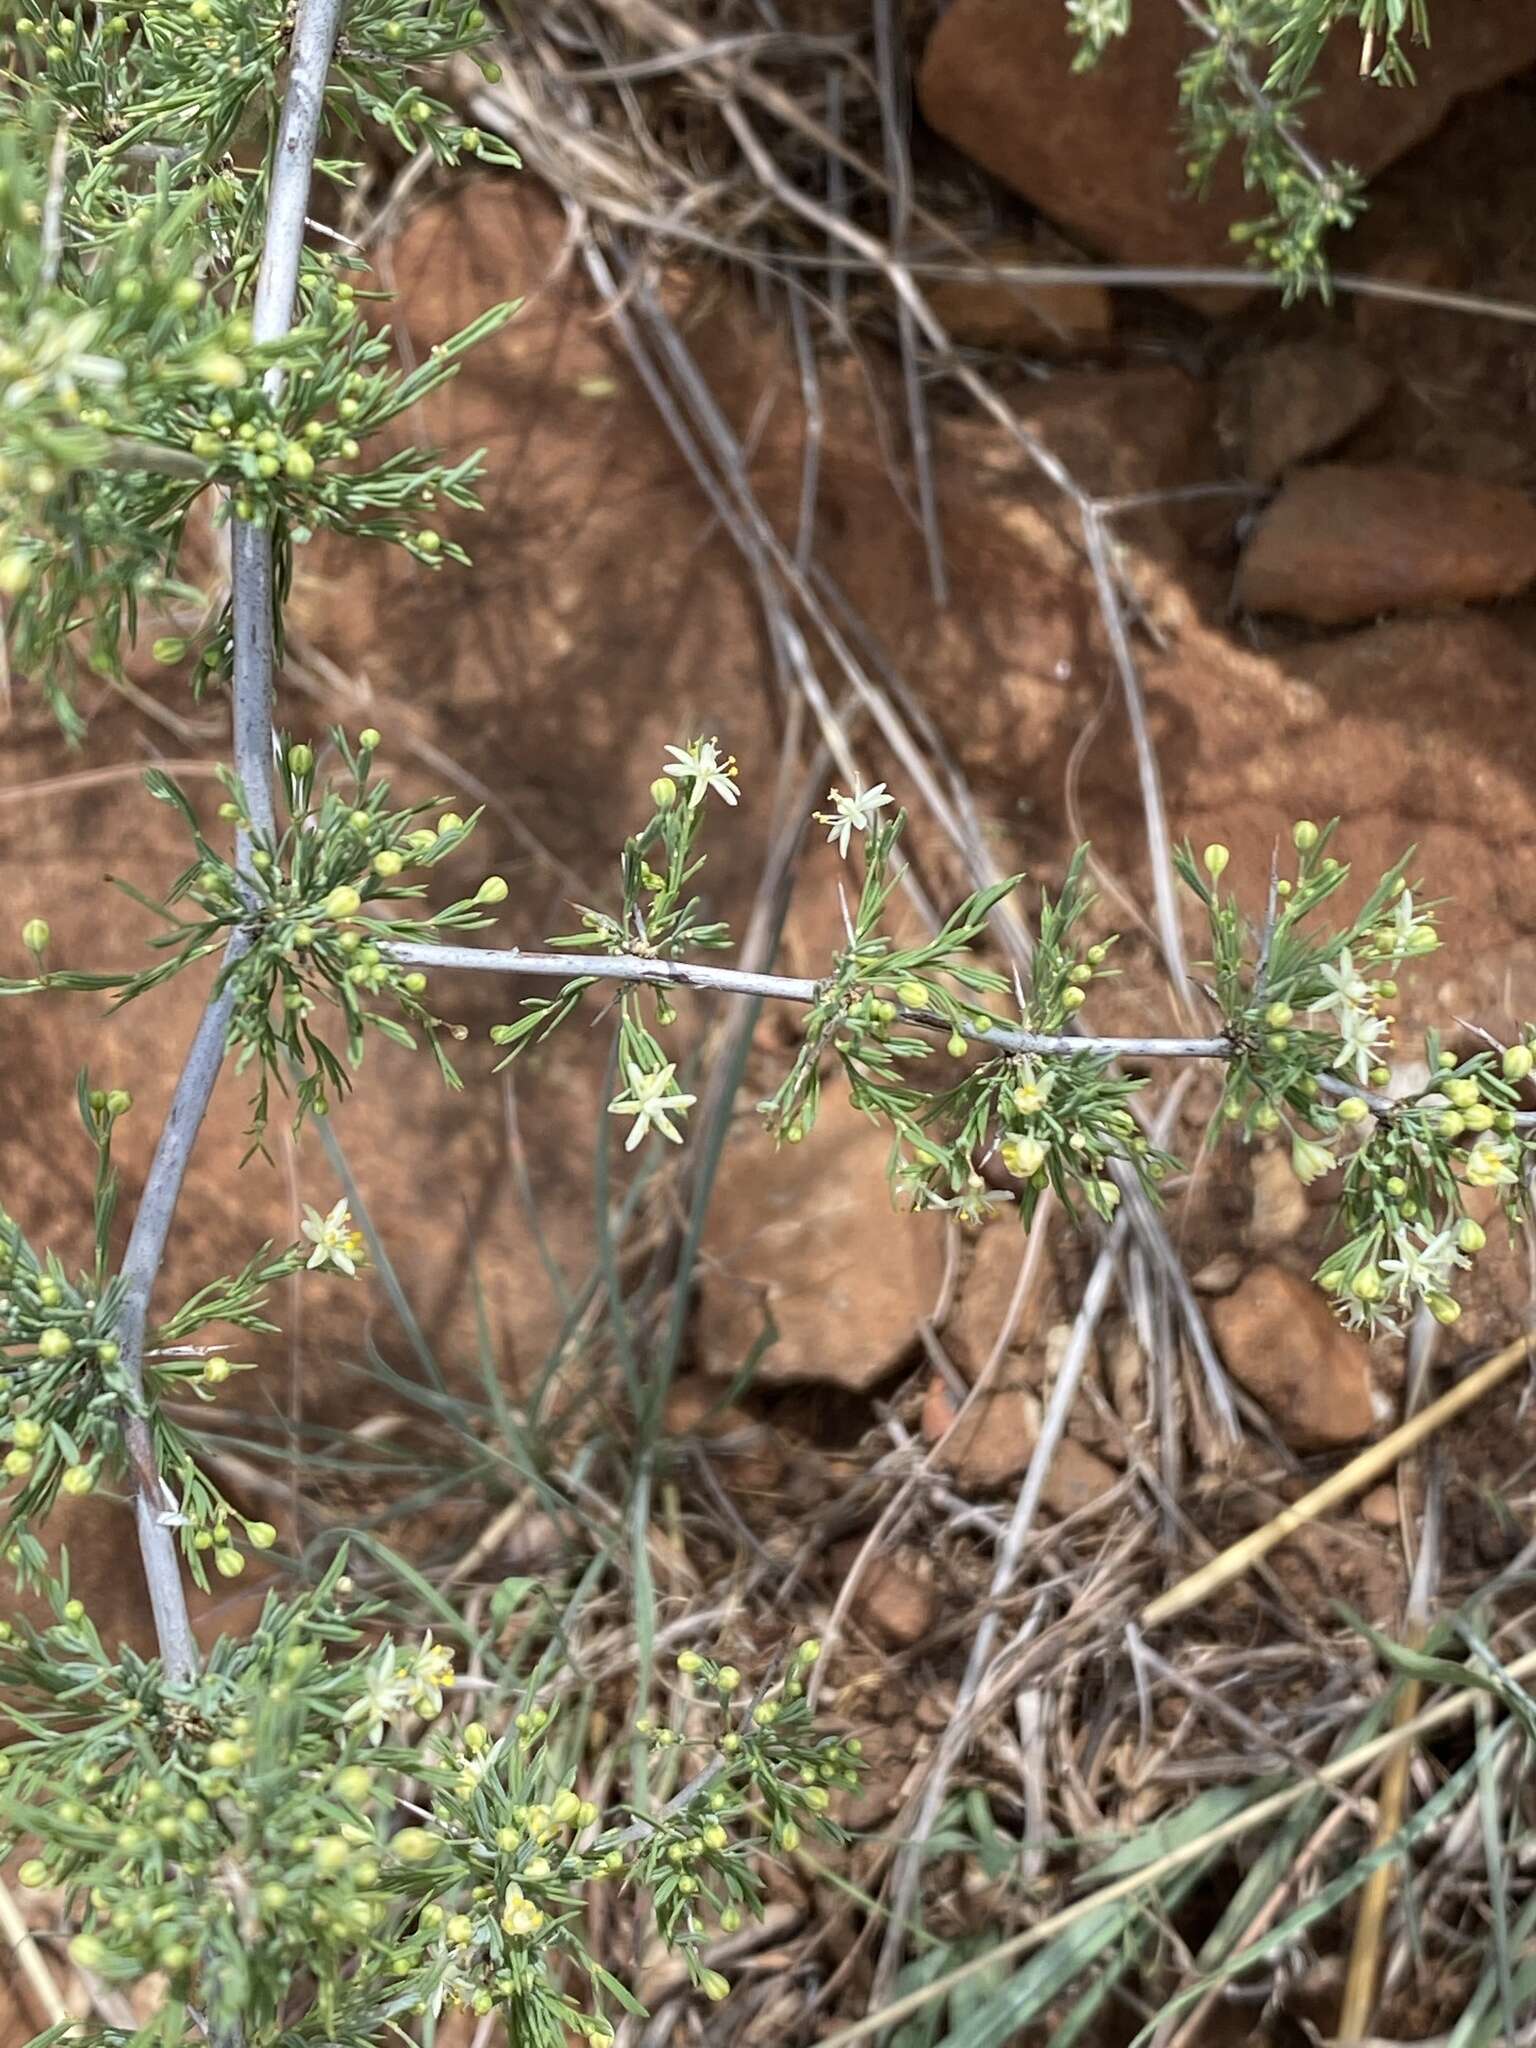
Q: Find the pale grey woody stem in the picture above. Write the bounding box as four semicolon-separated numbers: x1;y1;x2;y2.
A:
111;0;348;1684
380;941;1234;1062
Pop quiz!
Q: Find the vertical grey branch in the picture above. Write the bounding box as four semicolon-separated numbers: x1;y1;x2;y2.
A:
111;0;347;1684
233;0;349;854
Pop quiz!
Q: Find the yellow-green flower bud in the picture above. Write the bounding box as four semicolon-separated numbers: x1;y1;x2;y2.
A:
1427;1292;1462;1325
1461;1103;1495;1132
203;1355;231;1384
207;1738;243;1769
650;774;678;809
1292;820;1319;851
416;529;442;555
677;1649;704;1674
1350;1266;1383;1304
197;349;246;388
334;1765;372;1804
12;1419;41;1449
284;445;315;482
720;1905;742;1933
1264;1001;1293;1029
372;849;404;877
359;727;381;751
1444;1077;1481;1109
0;553;33;598
1436;1111;1465;1141
61;1464;96;1497
946;1030;967;1057
37;1327;71;1361
246;1521;276;1549
778;1821;800;1852
392;1827;438;1862
1060;985;1086;1011
476;875;509;904
1202;843;1230;878
1253;1104;1280;1133
287;742;314;777
21;918;49;956
715;1665;741;1693
698;1969;731;2003
897;981;928;1008
106;1089;132;1116
1456;1217;1487;1255
1503;1043;1534;1082
1336;1097;1370;1124
69;1933;109;1972
446;1913;475;1945
152;636;187;665
1000;1134;1047;1180
797;1636;822;1664
753;1701;779;1727
324;885;362;920
213;1548;245;1579
703;1823;728;1851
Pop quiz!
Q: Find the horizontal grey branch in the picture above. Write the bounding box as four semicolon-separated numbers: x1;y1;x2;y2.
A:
379;940;1233;1062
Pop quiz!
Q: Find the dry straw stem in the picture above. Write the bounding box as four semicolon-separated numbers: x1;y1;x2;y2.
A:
1337;1643;1425;2040
817;1636;1536;2048
0;1869;69;2033
1141;1333;1534;1629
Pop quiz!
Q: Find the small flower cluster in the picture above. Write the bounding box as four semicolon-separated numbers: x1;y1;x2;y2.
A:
1066;0;1385;296
6;729;509;1136
492;738;739;1146
765;834;1171;1228
1185;823;1535;1330
0;1;515;724
0;1082;358;1578
0;1559;860;2048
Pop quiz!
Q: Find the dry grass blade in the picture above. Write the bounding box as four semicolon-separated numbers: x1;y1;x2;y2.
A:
816;1639;1536;2048
1142;1334;1535;1627
0;1872;70;2033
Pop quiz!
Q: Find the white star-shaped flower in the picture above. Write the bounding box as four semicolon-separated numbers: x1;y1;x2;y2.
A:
608;1061;698;1149
1309;947;1372;1022
301;1197;363;1276
819;778;892;858
662;738;739;809
1381;1225;1467;1300
406;1633;456;1719
1332;1005;1388;1082
922;1180;1013;1226
1464;1138;1518;1189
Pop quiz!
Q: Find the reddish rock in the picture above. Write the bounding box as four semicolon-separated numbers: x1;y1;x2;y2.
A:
695;1089;945;1391
1246;1147;1309;1252
662;1379;785;1494
1236;466;1536;624
1360;1482;1400;1528
946;1219;1050;1380
918;2;1536;305
841;1549;940;1650
1221;339;1390;483
926;240;1113;354
925;1377;1119;1514
1210;1266;1376;1451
